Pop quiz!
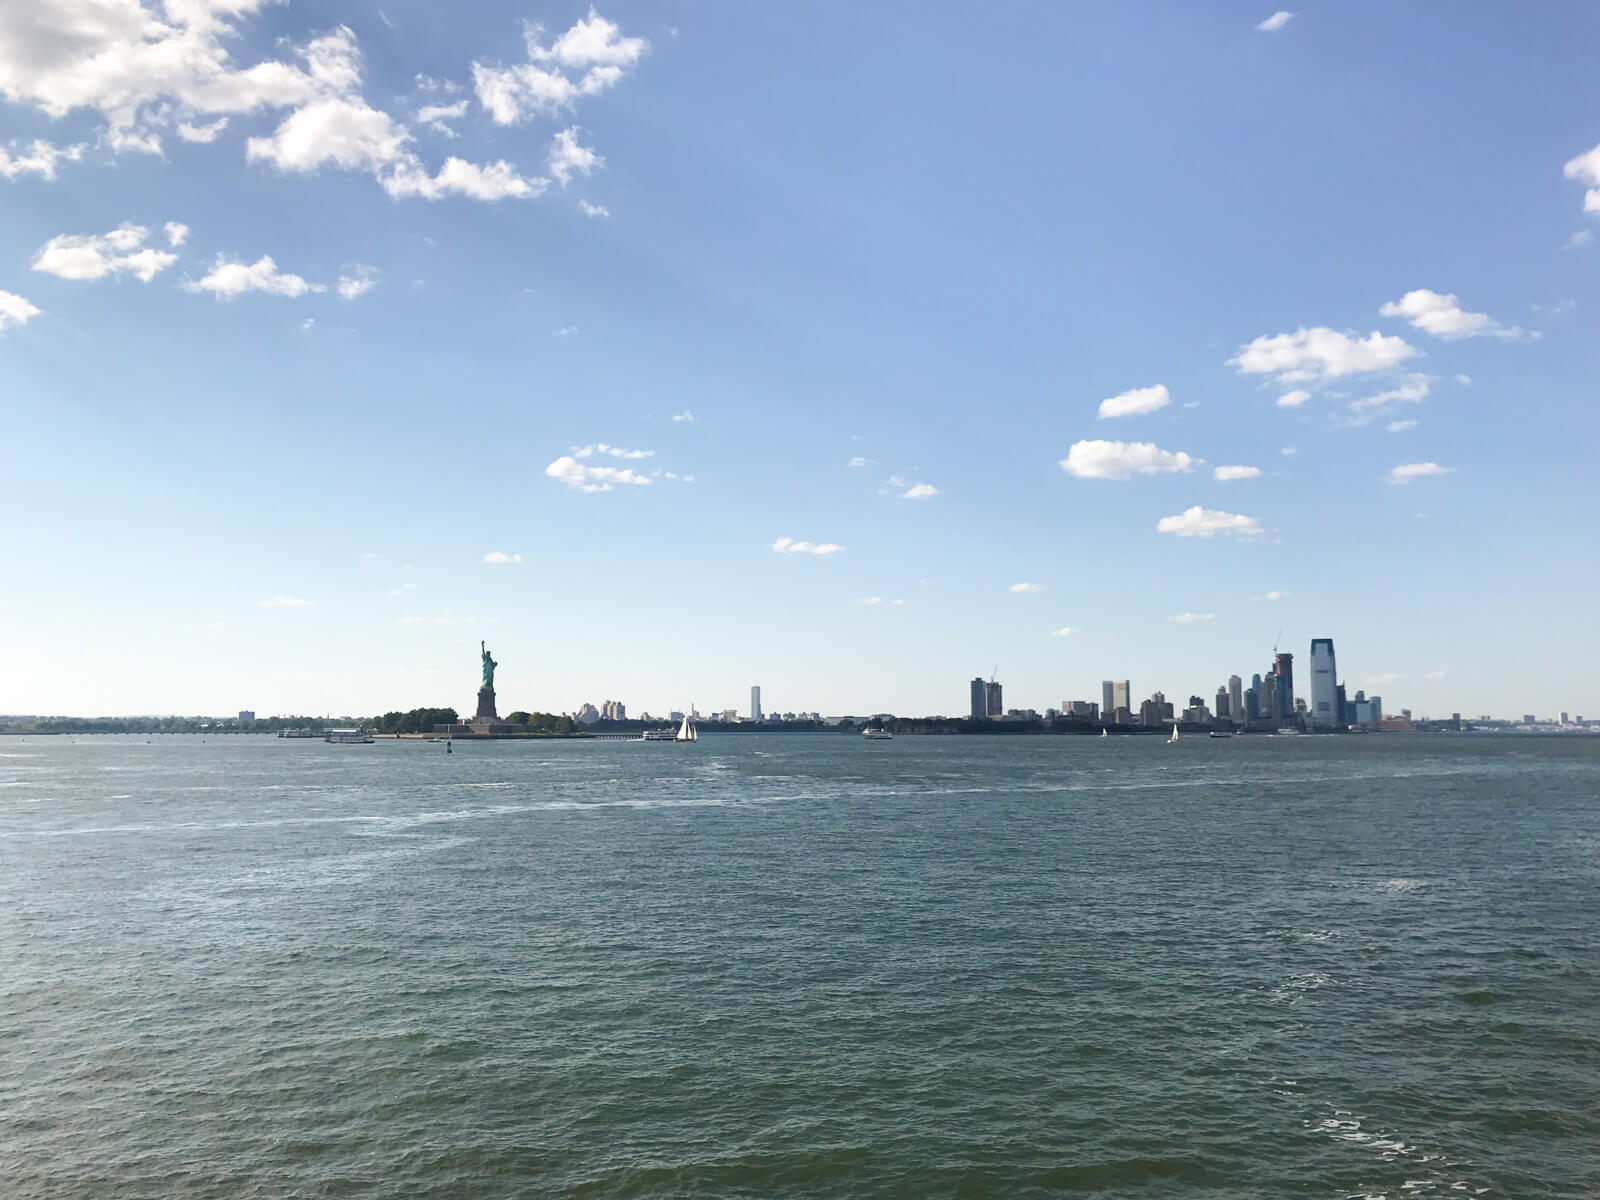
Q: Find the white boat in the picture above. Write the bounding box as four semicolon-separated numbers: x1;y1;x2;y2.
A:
1208;731;1233;739
861;727;893;740
1167;725;1179;744
675;712;698;743
640;728;676;741
1100;728;1108;738
325;729;374;744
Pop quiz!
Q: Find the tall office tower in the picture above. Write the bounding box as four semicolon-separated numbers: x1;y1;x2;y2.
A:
1308;639;1337;729
751;686;762;722
1112;680;1131;714
1215;687;1230;720
1244;687;1258;722
970;678;987;720
1228;675;1243;722
1250;673;1263;720
1102;680;1116;718
1260;673;1278;722
986;679;1004;717
1335;683;1347;726
1274;652;1295;719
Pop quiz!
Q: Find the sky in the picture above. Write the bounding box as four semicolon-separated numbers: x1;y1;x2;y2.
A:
2;1;1599;721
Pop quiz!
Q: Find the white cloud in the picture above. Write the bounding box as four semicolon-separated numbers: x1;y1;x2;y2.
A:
1280;447;1297;456
1229;327;1418;384
846;456;873;467
1379;289;1526;341
547;127;601;185
383;155;545;201
1097;383;1170;419
416;99;467;136
0;290;40;330
1256;11;1295;32
1156;506;1263;538
163;221;189;247
1276;389;1309;408
184;255;322;298
573;443;652;459
0;138;82;180
772;537;842;556
1349;373;1430;422
899;483;938;499
300;316;314;332
176;117;228;143
1167;612;1215;623
1060;439;1195;479
1214;465;1261;481
1009;582;1043;593
671;410;694;422
1454;374;1471;385
1567;229;1594;250
483;551;522;564
1563;140;1600;215
337;265;379;299
545;455;651;492
1049;627;1075;638
860;596;884;605
578;199;610;218
259;594;311;607
1387;419;1419;433
552;325;578;336
32;223;177;282
473;10;648;124
1387;462;1452;485
1265;590;1290;601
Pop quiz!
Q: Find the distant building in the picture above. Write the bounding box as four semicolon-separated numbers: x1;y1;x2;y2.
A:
1524;714;1536;725
1063;700;1098;719
1138;692;1171;727
1102;681;1116;718
1309;639;1338;729
1181;700;1211;723
1335;683;1348;726
237;710;255;722
1227;676;1243;723
1249;673;1264;721
751;686;762;722
985;679;1003;718
971;677;987;721
1244;687;1259;722
1260;674;1278;721
1274;652;1295;720
720;709;738;722
575;703;600;726
1215;687;1230;721
600;699;626;721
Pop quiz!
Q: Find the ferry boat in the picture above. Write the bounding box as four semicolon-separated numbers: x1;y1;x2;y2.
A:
861;727;893;740
640;728;677;741
278;728;319;739
324;729;374;744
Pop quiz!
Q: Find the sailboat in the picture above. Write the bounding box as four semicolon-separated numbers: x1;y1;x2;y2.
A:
1100;728;1108;739
675;708;698;743
1167;724;1179;744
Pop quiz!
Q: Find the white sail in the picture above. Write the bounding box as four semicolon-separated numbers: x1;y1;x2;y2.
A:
677;710;696;742
1168;725;1179;743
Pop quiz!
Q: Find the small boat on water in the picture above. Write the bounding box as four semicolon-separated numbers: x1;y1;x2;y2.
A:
861;727;893;740
1209;731;1233;739
1168;725;1179;744
324;729;374;744
1100;728;1108;738
675;712;698;743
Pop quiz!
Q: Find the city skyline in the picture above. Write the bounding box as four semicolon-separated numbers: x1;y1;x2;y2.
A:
3;3;1599;717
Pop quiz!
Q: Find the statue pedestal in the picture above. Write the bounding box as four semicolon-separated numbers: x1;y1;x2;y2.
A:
475;688;498;723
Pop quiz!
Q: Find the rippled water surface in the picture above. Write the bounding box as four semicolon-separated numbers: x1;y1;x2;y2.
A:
2;733;1597;1198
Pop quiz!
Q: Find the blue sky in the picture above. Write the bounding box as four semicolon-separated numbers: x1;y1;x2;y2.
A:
2;1;1598;720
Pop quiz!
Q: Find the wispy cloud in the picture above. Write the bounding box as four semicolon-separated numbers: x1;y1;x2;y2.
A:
671;410;694;423
33;223;178;282
1214;465;1260;481
163;221;189;247
573;443;653;459
1230;327;1417;385
847;456;874;468
1167;611;1215;623
1276;390;1309;408
259;594;311;607
1256;11;1295;32
0;290;40;331
578;199;610;218
483;551;522;564
1349;373;1430;423
1379;289;1528;341
0;138;83;180
1387;419;1420;433
1562;140;1600;216
1010;582;1043;593
185;255;322;298
545;456;652;492
337;264;380;299
552;324;579;336
899;482;938;499
1566;229;1593;251
1050;627;1075;638
772;537;842;555
1387;462;1452;485
1156;507;1262;538
1097;383;1170;419
1060;440;1195;479
1265;590;1290;601
547;127;601;186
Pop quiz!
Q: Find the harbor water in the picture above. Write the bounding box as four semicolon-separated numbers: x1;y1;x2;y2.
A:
2;733;1596;1197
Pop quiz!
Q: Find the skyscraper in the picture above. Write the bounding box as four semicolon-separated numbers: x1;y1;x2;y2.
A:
1228;675;1243;723
986;679;1003;717
1112;680;1131;714
1308;639;1337;729
1274;652;1295;720
971;678;987;721
750;685;762;722
1101;680;1115;718
1215;686;1230;720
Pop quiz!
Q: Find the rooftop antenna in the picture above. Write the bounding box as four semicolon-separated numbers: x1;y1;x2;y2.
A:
1272;628;1282;656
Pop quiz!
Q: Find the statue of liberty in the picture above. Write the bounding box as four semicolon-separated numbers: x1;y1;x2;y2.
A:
480;641;497;691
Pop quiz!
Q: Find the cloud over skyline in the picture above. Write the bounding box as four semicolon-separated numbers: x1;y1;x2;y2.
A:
1060;440;1195;479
